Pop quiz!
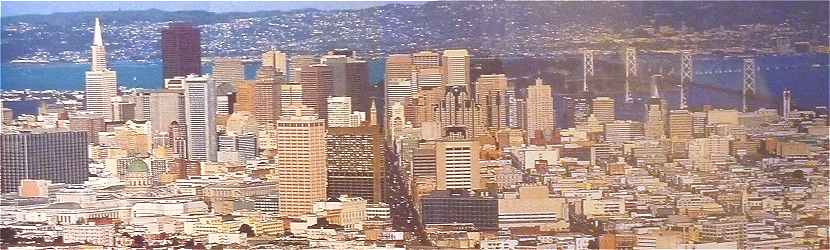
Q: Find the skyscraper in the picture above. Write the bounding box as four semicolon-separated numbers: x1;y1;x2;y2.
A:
644;98;668;140
326;126;385;202
327;96;353;128
254;66;282;127
346;60;370;112
442;49;471;86
385;54;414;85
591;97;616;124
475;74;508;131
321;55;349;96
281;84;304;110
85;18;118;120
604;120;644;145
288;55;317;83
161;22;201;79
568;92;590;128
526;77;555;141
262;50;288;77
69;112;105;144
212;58;245;86
149;89;185;134
669;110;693;141
300;64;335;119
277;106;327;217
436;140;481;191
412;51;441;70
183;75;217;162
1;131;89;193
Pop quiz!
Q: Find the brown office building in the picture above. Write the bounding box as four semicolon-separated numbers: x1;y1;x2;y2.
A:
300;64;334;119
326;125;385;203
161;23;201;79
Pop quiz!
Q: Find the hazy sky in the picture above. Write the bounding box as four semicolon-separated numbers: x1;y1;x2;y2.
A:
1;1;420;16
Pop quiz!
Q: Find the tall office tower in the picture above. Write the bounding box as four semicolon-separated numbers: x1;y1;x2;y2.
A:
280;84;304;110
412;51;441;70
233;80;255;113
644;97;668;140
669;110;693;141
782;89;792;119
412;141;438;179
385;54;414;85
183;75;217;162
327;97;354;127
217;133;258;163
506;86;520;128
167;121;187;159
442;49;471;86
385;79;414;130
326;126;385;202
525;77;555;141
277;107;327;217
212;58;244;85
414;68;444;90
568;92;591;127
85;18;118;120
69;112;105;144
470;57;504;83
691;112;708;138
125;91;152;121
475;74;508;131
321;55;349;96
149;90;185;134
412;87;443;127
346;60;370;112
1;131;89;193
436;140;481;191
591;97;616;124
109;96;136;121
438;85;484;139
255;66;282;127
215;83;236;115
689;136;730;172
300;64;335;119
161;22;201;79
262;50;288;77
604;120;644;145
288;55;316;83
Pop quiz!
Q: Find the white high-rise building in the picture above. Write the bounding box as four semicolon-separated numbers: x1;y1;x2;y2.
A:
183;74;217;162
526;77;555;141
592;97;616;124
442;49;470;86
85;17;118;120
327;96;353;127
384;79;413;132
277;106;327;217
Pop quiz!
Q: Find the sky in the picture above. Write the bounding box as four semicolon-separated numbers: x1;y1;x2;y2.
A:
1;1;419;16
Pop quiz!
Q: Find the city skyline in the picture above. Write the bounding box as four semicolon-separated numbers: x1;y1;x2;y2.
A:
0;2;828;249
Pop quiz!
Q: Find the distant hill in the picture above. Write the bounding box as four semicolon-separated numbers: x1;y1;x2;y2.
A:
1;1;827;62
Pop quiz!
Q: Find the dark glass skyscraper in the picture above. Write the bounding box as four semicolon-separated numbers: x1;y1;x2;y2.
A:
161;23;201;79
0;131;89;193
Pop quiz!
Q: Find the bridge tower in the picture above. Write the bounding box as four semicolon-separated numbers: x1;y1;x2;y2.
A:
582;49;595;92
680;51;694;109
742;58;756;112
624;47;638;103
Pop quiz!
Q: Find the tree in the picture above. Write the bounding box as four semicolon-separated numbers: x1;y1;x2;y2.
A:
791;170;805;180
238;224;255;237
